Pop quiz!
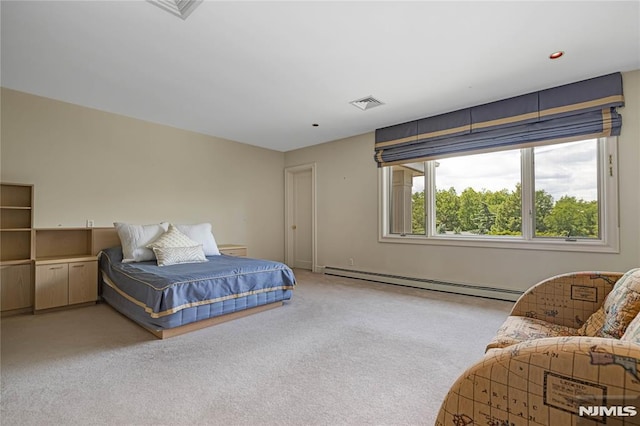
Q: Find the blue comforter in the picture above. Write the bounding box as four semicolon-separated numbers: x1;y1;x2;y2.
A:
99;247;295;319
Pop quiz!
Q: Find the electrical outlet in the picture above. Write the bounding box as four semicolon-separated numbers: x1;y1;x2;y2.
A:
348;258;354;266
86;219;94;228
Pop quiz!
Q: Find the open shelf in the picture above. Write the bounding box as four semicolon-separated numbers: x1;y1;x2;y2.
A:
1;208;33;229
0;230;32;263
0;183;34;264
0;183;33;208
35;228;93;260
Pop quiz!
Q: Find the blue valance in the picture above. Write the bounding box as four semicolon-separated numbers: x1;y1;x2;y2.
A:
375;72;624;167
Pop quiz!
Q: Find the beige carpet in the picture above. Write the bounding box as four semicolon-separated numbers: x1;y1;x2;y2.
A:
1;269;512;425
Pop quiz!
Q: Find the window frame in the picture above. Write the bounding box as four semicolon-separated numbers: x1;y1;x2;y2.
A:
378;137;619;253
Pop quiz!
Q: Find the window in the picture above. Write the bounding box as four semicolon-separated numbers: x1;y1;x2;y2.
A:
533;140;599;239
380;137;618;252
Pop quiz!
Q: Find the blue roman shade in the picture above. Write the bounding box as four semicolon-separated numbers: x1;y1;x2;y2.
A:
374;72;624;167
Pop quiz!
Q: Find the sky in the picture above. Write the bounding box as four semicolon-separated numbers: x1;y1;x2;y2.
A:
413;140;598;202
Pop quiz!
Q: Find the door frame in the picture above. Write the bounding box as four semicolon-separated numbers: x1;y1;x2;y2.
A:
284;163;317;272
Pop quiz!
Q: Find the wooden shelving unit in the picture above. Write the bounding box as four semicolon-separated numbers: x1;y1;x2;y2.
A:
34;228;99;312
1;183;112;314
0;183;34;314
31;227;119;312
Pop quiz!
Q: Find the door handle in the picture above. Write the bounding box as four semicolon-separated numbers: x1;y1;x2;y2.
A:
291;225;297;230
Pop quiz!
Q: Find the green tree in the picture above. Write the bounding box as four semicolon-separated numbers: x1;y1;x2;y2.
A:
534;189;554;234
491;184;521;235
435;187;460;232
543;196;598;238
473;201;495;234
458;188;482;231
483;189;510;211
411;191;425;234
426;182;599;239
583;200;599;237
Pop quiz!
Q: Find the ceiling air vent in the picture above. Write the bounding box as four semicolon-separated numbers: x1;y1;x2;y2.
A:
148;0;203;20
350;96;385;111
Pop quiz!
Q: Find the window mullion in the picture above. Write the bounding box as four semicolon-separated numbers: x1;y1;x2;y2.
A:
425;161;436;237
521;148;534;240
599;137;618;245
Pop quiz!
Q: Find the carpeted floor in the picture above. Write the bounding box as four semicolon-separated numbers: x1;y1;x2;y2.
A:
1;269;512;425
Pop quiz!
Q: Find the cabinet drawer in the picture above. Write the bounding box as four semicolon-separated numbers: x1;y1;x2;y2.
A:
220;247;247;257
68;261;98;305
35;263;68;310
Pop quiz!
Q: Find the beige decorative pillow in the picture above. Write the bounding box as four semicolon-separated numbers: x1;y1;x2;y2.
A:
577;306;606;337
152;246;208;267
580;268;640;338
621;313;640;344
146;224;200;249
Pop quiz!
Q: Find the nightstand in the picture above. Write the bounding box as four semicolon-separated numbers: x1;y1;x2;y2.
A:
218;244;247;257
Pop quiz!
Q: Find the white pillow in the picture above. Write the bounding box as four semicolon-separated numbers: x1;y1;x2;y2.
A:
146;224;200;249
114;222;169;263
152;246;208;267
175;223;220;256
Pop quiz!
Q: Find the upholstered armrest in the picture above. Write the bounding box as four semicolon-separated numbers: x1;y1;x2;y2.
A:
509;271;623;329
436;336;640;426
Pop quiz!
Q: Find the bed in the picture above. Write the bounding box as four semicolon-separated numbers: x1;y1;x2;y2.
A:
98;228;295;339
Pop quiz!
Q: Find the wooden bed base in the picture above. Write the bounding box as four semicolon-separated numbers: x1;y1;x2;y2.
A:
121;301;284;339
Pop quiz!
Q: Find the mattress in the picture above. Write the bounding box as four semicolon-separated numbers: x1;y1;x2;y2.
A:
99;246;295;331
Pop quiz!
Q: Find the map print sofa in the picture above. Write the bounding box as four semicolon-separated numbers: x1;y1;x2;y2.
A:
437;268;640;426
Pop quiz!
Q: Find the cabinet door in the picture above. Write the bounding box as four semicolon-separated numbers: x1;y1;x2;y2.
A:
35;264;68;310
0;264;33;311
68;261;97;305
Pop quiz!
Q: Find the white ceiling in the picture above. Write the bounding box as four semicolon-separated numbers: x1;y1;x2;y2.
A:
2;1;639;152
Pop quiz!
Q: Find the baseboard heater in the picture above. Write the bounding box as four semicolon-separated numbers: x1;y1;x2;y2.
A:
323;266;522;302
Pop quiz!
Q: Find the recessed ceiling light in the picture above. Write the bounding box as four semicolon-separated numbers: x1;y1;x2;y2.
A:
549;51;565;60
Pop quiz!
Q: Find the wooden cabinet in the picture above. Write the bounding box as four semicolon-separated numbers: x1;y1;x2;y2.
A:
34;228;98;312
35;259;97;311
35;263;68;310
218;244;247;257
0;264;33;311
69;261;98;305
0;183;34;315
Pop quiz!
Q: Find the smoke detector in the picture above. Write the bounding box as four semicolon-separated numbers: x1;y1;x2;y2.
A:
148;0;203;20
350;96;385;111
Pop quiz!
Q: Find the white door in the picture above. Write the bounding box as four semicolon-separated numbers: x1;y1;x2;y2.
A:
285;164;315;271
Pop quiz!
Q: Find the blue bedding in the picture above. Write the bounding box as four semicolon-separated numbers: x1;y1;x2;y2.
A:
99;247;295;331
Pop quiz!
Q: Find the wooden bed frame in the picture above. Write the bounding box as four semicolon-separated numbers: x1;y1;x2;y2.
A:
93;227;287;339
139;302;283;339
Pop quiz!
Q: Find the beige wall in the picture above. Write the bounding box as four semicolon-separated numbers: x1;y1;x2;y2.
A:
0;88;286;261
284;70;640;292
3;70;638;292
